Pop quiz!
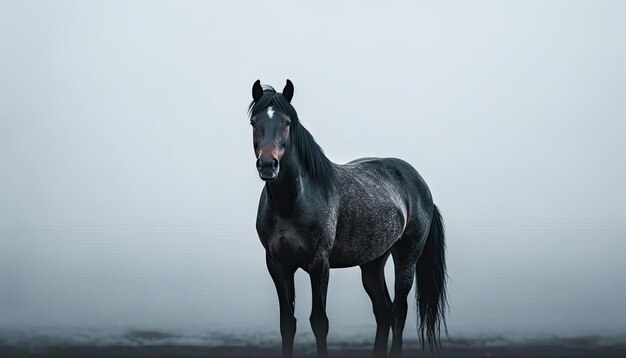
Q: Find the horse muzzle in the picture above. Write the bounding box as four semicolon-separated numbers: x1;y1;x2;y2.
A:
256;158;279;181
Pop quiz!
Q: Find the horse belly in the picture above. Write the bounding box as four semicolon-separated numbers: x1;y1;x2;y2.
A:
329;207;406;268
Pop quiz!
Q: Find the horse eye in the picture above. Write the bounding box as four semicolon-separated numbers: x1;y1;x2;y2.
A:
250;121;256;128
285;120;291;127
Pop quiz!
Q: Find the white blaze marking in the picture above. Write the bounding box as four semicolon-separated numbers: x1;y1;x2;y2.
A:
267;106;275;119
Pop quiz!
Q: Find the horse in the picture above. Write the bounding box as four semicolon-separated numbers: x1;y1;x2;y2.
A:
249;79;447;358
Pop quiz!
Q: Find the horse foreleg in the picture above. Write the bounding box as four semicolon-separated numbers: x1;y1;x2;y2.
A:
309;259;330;358
267;253;297;358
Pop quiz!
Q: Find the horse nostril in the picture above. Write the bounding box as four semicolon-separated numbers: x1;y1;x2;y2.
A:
257;158;279;172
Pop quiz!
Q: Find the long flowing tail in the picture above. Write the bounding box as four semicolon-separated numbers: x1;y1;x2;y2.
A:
415;204;448;351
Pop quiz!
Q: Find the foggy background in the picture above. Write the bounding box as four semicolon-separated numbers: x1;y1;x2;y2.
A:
1;0;625;341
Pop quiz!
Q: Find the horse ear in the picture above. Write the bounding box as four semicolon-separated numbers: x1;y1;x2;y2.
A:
282;79;294;102
252;80;263;102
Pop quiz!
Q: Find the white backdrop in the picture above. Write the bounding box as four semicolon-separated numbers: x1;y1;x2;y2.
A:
1;0;625;338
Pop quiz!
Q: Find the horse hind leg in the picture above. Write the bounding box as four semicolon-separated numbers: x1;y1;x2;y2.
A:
389;235;420;358
360;250;393;358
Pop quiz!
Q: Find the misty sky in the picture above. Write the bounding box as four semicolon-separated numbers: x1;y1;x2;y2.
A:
1;1;625;338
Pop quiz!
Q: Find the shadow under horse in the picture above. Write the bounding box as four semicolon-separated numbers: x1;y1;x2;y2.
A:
249;80;447;358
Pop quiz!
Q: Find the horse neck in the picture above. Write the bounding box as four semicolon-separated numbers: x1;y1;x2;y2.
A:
265;150;303;215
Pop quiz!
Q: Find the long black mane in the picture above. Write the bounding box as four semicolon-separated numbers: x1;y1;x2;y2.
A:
248;86;338;195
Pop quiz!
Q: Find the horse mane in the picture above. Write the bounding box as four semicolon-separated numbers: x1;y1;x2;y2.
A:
248;86;338;196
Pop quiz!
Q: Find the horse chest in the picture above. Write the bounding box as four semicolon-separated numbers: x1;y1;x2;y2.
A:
259;218;320;266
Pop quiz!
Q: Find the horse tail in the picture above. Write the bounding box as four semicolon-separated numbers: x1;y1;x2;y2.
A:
415;204;448;351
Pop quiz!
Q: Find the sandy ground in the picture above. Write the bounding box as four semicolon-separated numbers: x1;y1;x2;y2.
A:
3;338;626;358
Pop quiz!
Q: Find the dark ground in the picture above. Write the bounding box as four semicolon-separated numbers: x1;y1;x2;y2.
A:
2;336;626;358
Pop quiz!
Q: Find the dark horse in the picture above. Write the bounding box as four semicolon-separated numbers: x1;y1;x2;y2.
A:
249;80;447;358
